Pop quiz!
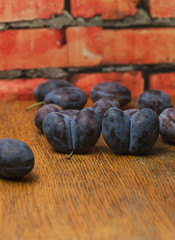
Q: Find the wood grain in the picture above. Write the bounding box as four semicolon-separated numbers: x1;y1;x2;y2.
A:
0;98;175;240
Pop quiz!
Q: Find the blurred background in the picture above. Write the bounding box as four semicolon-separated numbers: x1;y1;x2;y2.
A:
0;0;175;101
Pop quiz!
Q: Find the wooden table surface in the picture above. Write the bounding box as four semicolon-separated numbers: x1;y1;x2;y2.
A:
0;97;174;240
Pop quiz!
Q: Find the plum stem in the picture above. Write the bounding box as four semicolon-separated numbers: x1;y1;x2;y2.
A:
26;101;45;111
67;150;74;159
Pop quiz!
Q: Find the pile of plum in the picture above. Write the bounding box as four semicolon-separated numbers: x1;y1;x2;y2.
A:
1;79;175;180
31;79;175;156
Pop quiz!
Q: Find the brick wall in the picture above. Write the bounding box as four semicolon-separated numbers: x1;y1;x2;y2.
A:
0;0;175;101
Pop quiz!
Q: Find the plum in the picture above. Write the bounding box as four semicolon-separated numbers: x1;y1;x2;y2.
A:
26;87;87;112
92;97;120;120
137;89;173;114
90;81;131;107
43;108;101;154
102;108;130;154
102;108;159;155
159;108;175;143
34;104;62;132
0;139;34;179
129;108;159;154
34;79;73;101
71;108;101;153
44;87;87;110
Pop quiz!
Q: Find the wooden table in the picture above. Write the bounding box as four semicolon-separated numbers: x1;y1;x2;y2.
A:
0;97;174;240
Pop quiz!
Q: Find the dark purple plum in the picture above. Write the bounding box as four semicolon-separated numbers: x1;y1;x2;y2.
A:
0;139;34;179
90;81;131;107
34;79;73;102
71;108;101;153
102;108;130;154
44;87;87;110
92;97;120;120
137;89;173;114
129;108;159;155
42;108;101;154
43;112;72;153
102;108;159;155
124;109;139;119
34;104;62;132
159;108;175;144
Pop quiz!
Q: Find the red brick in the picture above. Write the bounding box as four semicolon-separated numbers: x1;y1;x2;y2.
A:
0;0;64;22
72;71;144;97
150;0;175;18
0;29;68;70
66;27;102;67
102;0;140;20
149;73;175;96
103;28;175;65
70;0;101;18
0;78;48;101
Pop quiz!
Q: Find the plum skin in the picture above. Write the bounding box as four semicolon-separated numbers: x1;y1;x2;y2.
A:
43;112;72;153
102;108;159;155
44;87;87;110
129;108;159;155
71;108;101;153
90;81;131;107
0;139;34;179
92;97;120;120
34;79;73;102
102;108;130;154
159;108;175;144
137;89;173;114
34;104;62;132
43;108;101;154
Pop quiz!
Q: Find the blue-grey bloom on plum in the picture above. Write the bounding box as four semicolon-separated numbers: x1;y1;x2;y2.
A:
34;79;73;102
102;107;159;155
34;104;62;132
102;108;130;154
92;97;120;120
159;108;175;143
44;87;87;110
137;89;173;114
90;81;131;107
43;108;101;154
0;139;34;179
129;108;159;154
